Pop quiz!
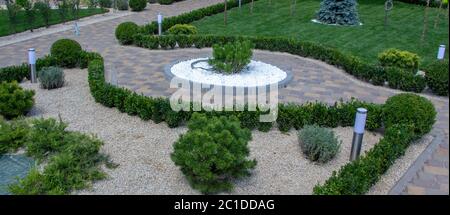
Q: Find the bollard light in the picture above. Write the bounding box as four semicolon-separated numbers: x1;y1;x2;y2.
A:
28;48;37;83
157;13;163;36
350;108;367;161
74;22;80;36
437;45;446;60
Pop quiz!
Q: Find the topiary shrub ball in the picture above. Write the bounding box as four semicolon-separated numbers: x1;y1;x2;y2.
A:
50;39;82;68
171;113;256;194
167;24;198;35
425;60;449;96
115;22;139;45
0;81;35;119
298;125;341;163
383;93;436;136
129;0;147;11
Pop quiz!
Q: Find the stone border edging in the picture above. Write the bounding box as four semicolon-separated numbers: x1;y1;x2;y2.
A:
388;130;445;194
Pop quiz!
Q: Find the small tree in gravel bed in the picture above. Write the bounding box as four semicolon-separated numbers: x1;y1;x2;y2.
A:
208;40;254;74
171;113;257;194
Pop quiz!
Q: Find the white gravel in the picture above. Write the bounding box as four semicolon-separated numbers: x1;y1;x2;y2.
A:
19;68;429;195
171;58;288;87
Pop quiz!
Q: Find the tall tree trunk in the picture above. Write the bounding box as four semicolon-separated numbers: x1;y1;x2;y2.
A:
421;0;431;43
251;0;254;14
290;0;297;16
224;0;227;25
433;0;444;28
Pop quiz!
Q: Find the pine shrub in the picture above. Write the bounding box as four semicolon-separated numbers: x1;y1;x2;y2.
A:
317;0;360;25
171;113;256;194
0;81;35;119
208;40;253;74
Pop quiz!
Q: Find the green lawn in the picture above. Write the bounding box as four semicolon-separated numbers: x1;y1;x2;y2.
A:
0;8;107;37
192;0;449;67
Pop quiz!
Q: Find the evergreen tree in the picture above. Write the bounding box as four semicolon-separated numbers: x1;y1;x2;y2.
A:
316;0;360;25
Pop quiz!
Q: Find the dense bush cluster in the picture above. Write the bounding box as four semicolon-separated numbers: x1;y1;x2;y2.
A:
129;0;147;11
0;81;35;119
397;0;449;7
158;0;175;4
314;93;436;194
38;66;65;90
115;22;139;45
385;67;426;93
209;40;253;74
167;24;198;35
378;49;420;73
383;93;436;136
3;118;111;194
116;0;129;10
50;39;83;68
425;60;449;96
316;0;360;25
99;0;113;8
298;125;341;163
171;113;256;194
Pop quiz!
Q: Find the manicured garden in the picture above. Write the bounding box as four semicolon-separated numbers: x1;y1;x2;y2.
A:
190;0;449;67
0;5;107;37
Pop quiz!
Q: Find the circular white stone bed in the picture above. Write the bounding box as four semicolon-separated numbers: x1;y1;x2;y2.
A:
165;58;293;88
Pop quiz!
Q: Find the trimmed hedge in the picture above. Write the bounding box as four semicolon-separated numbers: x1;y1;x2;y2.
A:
115;22;139;45
50;39;83;68
129;0;147;11
378;49;420;73
425;60;449;96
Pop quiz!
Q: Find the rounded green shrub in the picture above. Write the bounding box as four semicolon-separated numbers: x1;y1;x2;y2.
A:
298;125;341;163
38;66;65;90
158;0;174;5
129;0;146;11
425;60;449;96
378;49;420;73
208;40;254;74
171;113;256;194
50;39;82;68
0;81;35;119
383;93;436;136
167;24;198;35
115;22;139;45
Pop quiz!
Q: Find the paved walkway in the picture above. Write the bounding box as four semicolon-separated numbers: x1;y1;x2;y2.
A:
0;0;448;195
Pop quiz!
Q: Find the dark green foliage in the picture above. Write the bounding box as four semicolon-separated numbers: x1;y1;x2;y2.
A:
99;0;112;8
0;64;29;83
116;0;129;10
33;1;51;28
171;113;256;194
115;22;139;45
0;119;30;155
0;81;35;119
133;34;160;49
167;24;198;35
129;0;147;11
176;35;194;48
158;0;174;4
209;40;253;74
425;60;449;96
317;0;360;25
9;118;109;194
385;67;426;93
276;99;383;132
158;35;177;49
383;93;436;136
38;66;65;89
50;39;82;68
298;125;341;163
378;49;420;73
313;124;416;195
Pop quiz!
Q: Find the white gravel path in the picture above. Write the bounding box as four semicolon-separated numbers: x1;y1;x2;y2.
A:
19;68;429;195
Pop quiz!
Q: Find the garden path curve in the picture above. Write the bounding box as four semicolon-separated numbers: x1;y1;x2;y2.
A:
0;0;447;195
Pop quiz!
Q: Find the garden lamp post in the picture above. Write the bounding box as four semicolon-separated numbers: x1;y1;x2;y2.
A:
350;108;367;161
437;45;446;60
158;13;163;36
28;48;37;83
